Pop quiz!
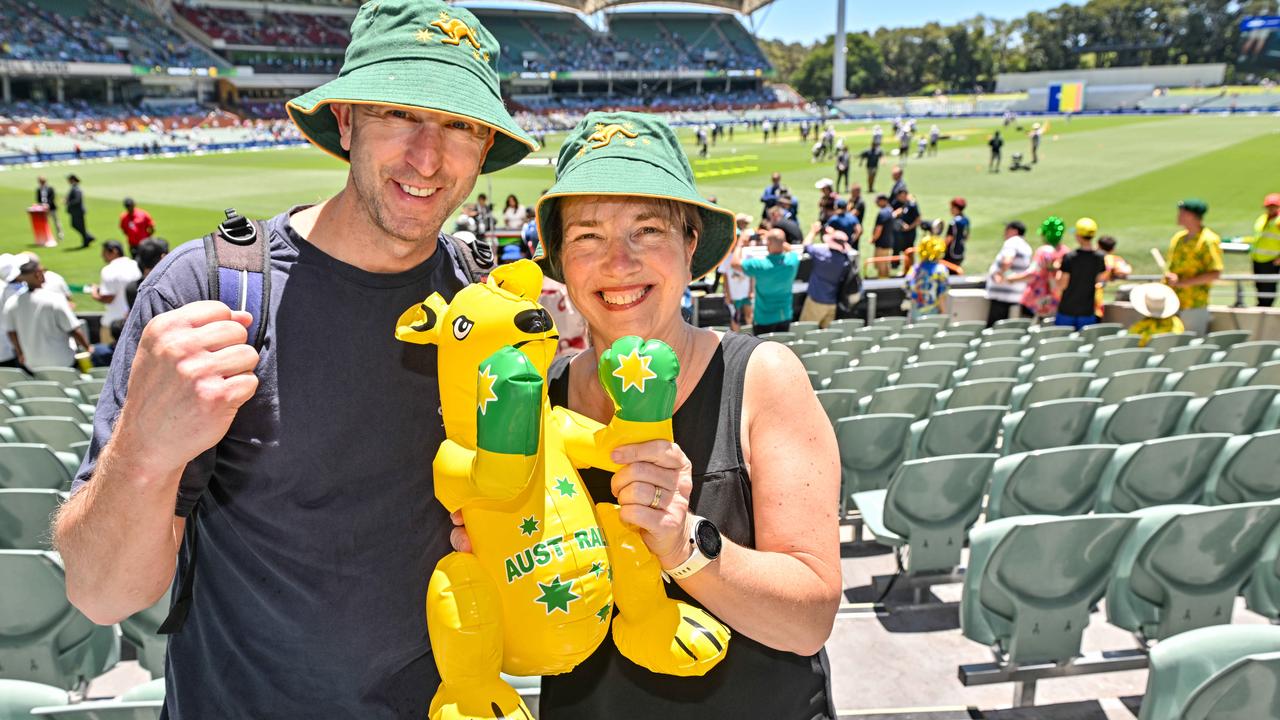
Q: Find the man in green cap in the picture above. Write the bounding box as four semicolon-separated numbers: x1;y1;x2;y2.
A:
53;1;535;717
1164;198;1222;336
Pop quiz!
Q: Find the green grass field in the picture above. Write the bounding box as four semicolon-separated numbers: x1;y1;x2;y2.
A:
1;113;1275;309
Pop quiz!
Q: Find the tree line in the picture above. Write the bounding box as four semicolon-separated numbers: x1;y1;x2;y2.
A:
759;0;1279;101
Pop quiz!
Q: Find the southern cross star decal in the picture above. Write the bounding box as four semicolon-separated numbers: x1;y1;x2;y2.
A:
595;602;611;623
534;575;578;615
590;561;605;578
413;27;432;43
612;348;658;393
554;477;576;497
519;516;539;537
477;365;498;415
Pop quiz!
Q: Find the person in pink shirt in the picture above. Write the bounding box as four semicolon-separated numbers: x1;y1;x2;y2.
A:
118;197;155;254
1007;216;1068;320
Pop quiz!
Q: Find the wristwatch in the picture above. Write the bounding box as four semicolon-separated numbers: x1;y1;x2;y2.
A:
665;515;723;581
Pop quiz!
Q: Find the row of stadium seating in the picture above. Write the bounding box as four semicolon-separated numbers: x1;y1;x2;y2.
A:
175;4;351;49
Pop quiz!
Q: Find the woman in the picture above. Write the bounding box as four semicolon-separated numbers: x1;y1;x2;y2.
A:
502;193;525;230
457;112;841;718
1010;215;1068;321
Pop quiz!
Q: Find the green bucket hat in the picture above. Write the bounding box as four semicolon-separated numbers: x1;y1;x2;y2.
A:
1177;197;1209;217
533;111;735;283
286;0;536;174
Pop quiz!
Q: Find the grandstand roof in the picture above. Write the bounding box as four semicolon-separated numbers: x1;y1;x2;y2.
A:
465;0;776;17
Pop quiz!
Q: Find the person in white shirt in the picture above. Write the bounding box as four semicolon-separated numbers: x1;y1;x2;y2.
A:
501;194;525;230
90;240;140;344
984;220;1034;327
4;259;89;369
721;214;756;331
0;254;25;367
20;252;72;303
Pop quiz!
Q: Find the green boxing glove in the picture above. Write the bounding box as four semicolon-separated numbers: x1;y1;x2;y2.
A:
476;345;544;456
597;336;680;423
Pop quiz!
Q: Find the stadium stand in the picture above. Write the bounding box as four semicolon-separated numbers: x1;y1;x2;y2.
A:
0;0;221;68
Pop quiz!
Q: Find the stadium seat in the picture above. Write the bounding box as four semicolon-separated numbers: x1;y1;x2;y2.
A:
0;550;119;689
1178;385;1280;435
906;406;1004;460
1084;333;1140;359
0;679;67;720
3;382;71;403
1094;433;1231;513
121;595;170;679
805;371;820;390
1021;337;1083;362
985;445;1117;521
1028;326;1073;340
1163;362;1246;396
1239;360;1280;387
1085;392;1194;445
15;399;92;424
786;340;820;358
1018;352;1088;382
854;347;909;374
857;384;939;421
0;404;21;423
1138;625;1280;720
936;378;1016;411
1200;329;1252;349
1086;368;1172;405
828;336;873;357
901;324;940;340
791;321;820;334
952;358;1021;384
29;697;164;719
1245;522;1280;622
5;418;91;456
835;414;915;502
968;340;1026;363
1077;323;1124;344
828;318;864;334
0;444;76;490
1145;332;1197;355
1106;502;1280;641
1213;340;1280;366
759;331;795;344
800;351;850;378
962;514;1137;665
815;389;860;426
1010;372;1093;411
87;368;110;380
853;326;894;345
0;368;31;389
1083;347;1153;377
827;367;887;395
851;454;997;573
1203;430;1280;505
877;334;925;356
914;343;968;366
804;328;844;351
73;380;104;402
892;361;957;389
1000;397;1102;456
910;314;950;330
1154;344;1217;371
991;317;1031;331
0;489;60;550
29;369;82;388
930;331;979;347
871;316;907;330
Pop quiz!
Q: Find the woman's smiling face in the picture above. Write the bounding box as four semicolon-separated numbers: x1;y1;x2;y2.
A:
557;195;699;346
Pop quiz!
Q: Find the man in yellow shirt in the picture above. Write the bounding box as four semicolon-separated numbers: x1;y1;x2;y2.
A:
1252;193;1280;307
1164;198;1222;336
1129;283;1184;347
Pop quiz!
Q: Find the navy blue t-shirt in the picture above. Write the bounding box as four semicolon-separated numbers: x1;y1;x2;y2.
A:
73;207;465;718
825;212;860;249
804;243;851;305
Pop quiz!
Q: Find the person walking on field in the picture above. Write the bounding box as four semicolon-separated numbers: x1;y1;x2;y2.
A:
988;131;1004;173
66;174;95;248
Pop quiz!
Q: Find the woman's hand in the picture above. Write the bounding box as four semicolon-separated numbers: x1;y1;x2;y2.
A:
611;439;694;570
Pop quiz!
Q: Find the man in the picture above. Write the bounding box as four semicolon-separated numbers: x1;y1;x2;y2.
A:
474;192;495;235
897;129;911;166
871;194;895;279
858;142;883;193
35;176;62;241
3;259;90;369
1164;198;1223;336
984;220;1033;326
118;197;155;256
733;227;799;335
1053;217;1108;330
777;192;800;224
888;166;907;203
848;184;866;223
52;2;537;717
768;205;803;246
815;179;836;223
826;198;861;251
834;145;850;193
928;124;940;155
21;252;71;302
800;224;852;329
125;238;170;309
1029;122;1043;163
871;124;883;149
760;171;782;216
66;174;94;248
892;188;921;268
0;254;25;368
945;197;969;268
988;131;1004;173
1251;193;1280;307
89;241;141;346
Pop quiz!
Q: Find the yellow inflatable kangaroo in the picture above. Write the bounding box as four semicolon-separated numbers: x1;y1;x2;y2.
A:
395;260;730;720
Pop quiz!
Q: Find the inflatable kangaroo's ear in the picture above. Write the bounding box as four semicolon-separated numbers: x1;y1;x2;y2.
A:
489;259;544;302
395;293;449;345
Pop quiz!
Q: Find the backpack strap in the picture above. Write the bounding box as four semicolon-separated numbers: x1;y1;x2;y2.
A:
441;231;494;283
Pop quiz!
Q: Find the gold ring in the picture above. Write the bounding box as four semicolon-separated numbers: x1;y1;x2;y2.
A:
649;486;663;510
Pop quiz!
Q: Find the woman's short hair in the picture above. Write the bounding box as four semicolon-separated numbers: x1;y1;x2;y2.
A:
545;196;703;279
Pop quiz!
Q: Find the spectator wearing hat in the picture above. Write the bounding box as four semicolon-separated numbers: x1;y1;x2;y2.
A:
3;259;90;369
0;254;26;368
945;197;969;267
1165;198;1222;336
118;197;155;255
66;175;94;248
35;176;62;241
799;222;853;329
1128;283;1184;347
1251;193;1280;307
1011;216;1069;321
826;198;861;251
89;240;140;346
984;221;1034;326
906;235;949;319
1052;217;1108;330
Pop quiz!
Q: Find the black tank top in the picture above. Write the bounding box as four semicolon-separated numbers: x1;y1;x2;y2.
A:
539;332;835;720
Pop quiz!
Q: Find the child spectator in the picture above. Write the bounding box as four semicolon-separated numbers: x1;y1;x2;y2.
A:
1128;283;1184;346
1094;235;1132;319
905;235;949;320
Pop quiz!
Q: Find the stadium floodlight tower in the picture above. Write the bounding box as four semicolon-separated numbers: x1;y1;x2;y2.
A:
833;0;847;100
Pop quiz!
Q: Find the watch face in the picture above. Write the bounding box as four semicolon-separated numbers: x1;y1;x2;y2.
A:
695;519;722;559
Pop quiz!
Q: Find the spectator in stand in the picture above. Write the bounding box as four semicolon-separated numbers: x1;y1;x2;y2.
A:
1093;236;1131;319
984;221;1033;327
767;204;803;246
3;258;90;369
0;254;25;368
825;198;861;251
1164;198;1222;337
474;193;496;235
800;223;852;329
520;206;539;257
734;227;799;335
905;235;949;320
1011;216;1068;321
20;252;71;303
1053;217;1108;330
1250;193;1280;307
66;174;94;248
871;194;895;279
760;171;782;216
502;194;524;230
719;224;754;333
815;179;836;223
1128;283;1184;347
888;166;906;203
125;238;170;309
848;184;866;223
892;188;921;269
945;198;969;268
35;176;62;242
88;240;140;345
118;197;155;256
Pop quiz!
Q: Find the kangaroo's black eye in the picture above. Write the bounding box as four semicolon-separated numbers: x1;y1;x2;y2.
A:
514;308;552;334
452;315;474;340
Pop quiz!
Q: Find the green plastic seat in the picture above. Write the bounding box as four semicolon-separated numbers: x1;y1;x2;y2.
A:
121;678;166;702
877;334;925;356
871;316;908;330
1178;385;1280;435
828;318;865;334
0;444;76;491
1146;332;1198;355
1000;397;1102;456
87;367;110;380
1010;372;1094;411
15;399;91;424
826;367;887;396
815;389;860;426
858;383;939;421
1028;325;1074;341
854;347;908;374
910;314;950;329
937;378;1016;411
902;322;941;338
853;326;894;345
0;489;60;550
914;343;968;366
786;340;820;358
962;513;1137;665
1086;392;1194;445
1164;362;1246;397
907;405;1005;460
30;700;164;719
1094;433;1231;513
799;351;850;379
121;595;170;679
1084;347;1154;378
851;454;997;573
931;330;979;346
978;328;1025;345
0;405;21;422
0;679;67;720
0;550;119;689
1203;429;1280;505
5;418;91;456
790;321;819;334
1201;329;1252;349
892;361;957;389
992;317;1031;331
805;371;821;391
73;379;105;400
28;369;82;388
804;328;844;351
835;413;915;501
0;368;33;389
1214;340;1280;366
1106;502;1280;641
1085;333;1141;359
1240;360;1280;387
986;445;1117;521
1139;625;1280;720
1154;344;1216;372
1078;322;1125;344
1087;368;1172;405
828;336;873;358
969;340;1025;362
1022;337;1084;363
3;382;70;403
1018;352;1089;383
1245;522;1280;622
758;331;796;344
952;358;1020;384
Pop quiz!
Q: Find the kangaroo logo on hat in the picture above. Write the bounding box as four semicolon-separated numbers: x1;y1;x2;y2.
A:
431;11;488;60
